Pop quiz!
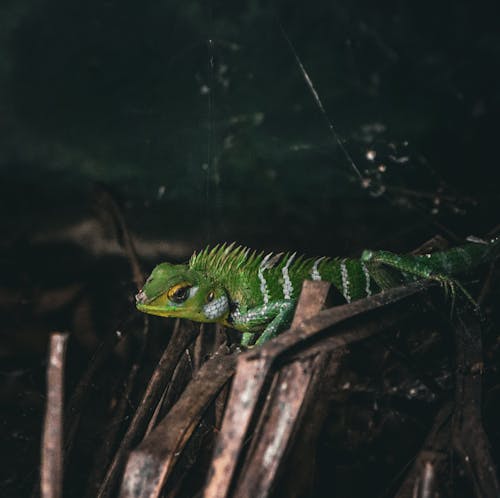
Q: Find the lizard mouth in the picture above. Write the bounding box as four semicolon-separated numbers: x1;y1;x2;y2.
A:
136;301;188;318
135;290;181;317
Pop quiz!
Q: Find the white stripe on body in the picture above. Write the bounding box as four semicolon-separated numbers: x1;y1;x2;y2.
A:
258;253;273;304
340;259;351;303
282;253;296;300
310;257;325;281
361;262;371;297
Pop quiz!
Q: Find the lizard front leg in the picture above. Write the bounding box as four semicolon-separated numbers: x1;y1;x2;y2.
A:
233;301;297;347
255;301;296;345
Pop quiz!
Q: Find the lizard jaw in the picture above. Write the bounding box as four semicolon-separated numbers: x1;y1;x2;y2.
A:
136;303;180;318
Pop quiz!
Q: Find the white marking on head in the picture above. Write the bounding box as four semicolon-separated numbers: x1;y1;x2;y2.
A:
202;294;229;320
361;262;371;297
282;253;296;300
311;257;325;281
340;259;351;303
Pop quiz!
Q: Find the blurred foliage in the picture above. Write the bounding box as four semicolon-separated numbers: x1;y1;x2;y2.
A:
0;0;499;238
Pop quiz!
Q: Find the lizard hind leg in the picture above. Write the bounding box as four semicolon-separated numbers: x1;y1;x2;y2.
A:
433;274;456;315
362;249;477;312
447;277;477;311
410;271;478;316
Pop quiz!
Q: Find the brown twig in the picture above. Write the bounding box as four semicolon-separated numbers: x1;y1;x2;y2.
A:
235;354;331;498
386;186;478;206
276;348;343;498
477;260;497;306
410;234;449;255
248;280;433;362
395;403;453;498
95;187;144;289
486;224;500;238
64;186;148;477
452;312;500;497
119;344;237;498
63;316;133;462
205;279;434;498
417;461;436;498
41;332;69;498
97;319;199;498
84;364;141;498
149;349;196;435
85;187;150;493
85;319;150;498
233;281;330;497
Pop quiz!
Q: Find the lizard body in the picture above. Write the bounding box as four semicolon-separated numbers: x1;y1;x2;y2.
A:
136;237;500;346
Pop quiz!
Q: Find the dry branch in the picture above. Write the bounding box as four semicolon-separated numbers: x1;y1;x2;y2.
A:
395;403;453;498
97;320;199;498
452;312;500;497
65;186;147;474
205;279;434;498
63;318;132;464
85;320;150;498
41;332;69;498
233;281;330;498
95;188;144;289
119;344;237;498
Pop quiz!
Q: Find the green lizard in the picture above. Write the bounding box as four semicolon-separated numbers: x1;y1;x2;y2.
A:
135;237;500;346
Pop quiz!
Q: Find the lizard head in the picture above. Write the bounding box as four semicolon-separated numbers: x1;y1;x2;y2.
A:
135;262;230;323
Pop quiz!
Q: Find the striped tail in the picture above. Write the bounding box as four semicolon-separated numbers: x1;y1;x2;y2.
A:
429;236;500;276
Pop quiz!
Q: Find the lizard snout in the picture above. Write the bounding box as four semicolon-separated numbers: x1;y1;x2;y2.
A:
135;290;148;304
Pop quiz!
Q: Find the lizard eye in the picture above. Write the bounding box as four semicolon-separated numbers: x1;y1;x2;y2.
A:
207;291;215;303
167;284;191;304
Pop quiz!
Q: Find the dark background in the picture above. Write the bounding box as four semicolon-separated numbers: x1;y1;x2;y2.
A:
1;0;499;496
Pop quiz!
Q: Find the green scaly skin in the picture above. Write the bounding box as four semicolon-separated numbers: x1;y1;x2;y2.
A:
136;237;500;346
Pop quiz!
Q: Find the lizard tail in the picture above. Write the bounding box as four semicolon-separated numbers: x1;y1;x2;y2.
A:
429;235;500;276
